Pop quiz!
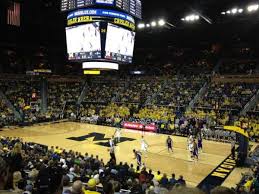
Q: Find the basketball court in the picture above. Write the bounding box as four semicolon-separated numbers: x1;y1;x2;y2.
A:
0;121;248;187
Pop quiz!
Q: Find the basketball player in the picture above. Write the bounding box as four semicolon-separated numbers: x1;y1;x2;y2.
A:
192;139;199;161
166;136;173;152
114;128;121;144
133;149;142;167
109;135;115;148
140;135;148;153
188;135;194;160
187;135;194;151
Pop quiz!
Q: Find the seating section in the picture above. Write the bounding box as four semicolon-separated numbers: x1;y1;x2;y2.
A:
115;77;161;104
195;83;258;112
0;99;15;126
154;76;205;107
48;81;84;118
0;80;41;112
219;60;258;75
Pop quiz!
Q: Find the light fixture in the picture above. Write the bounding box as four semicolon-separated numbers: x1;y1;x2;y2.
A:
194;15;199;20
247;4;259;12
137;23;145;29
189;15;195;21
146;23;150;27
226;10;231;14
238;8;243;13
231;8;237;14
158;19;165;26
151;21;157;27
221;12;226;15
183;14;199;22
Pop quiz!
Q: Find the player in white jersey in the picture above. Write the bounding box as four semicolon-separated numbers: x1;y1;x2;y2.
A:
109;135;115;148
187;135;194;150
114;128;121;143
187;135;194;159
140;135;148;153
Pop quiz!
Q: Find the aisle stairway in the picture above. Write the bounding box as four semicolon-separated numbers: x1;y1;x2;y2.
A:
187;82;208;110
77;79;89;105
240;89;259;116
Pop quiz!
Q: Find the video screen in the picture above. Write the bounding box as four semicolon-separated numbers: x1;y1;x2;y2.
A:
105;23;135;63
95;0;114;5
66;22;101;60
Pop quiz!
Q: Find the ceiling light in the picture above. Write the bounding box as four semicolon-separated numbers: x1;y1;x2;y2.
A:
247;4;259;12
137;23;145;29
146;24;150;27
151;21;157;27
231;8;237;14
221;12;226;15
158;19;166;26
189;15;195;21
238;8;243;13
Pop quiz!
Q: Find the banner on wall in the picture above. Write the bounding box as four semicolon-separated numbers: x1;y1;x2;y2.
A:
123;122;157;132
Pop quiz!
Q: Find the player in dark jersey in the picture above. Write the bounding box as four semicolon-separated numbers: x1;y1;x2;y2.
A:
197;133;203;153
166;136;173;152
133;149;142;167
192;139;199;160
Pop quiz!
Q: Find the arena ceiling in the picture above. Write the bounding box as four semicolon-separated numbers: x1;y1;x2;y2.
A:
0;0;259;74
1;0;259;52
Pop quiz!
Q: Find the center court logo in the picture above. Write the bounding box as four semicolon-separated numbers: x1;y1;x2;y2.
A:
67;132;135;147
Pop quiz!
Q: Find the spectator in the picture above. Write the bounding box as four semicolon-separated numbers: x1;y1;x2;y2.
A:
160;173;169;187
12;171;23;192
243;176;254;192
0;156;10;191
177;175;186;186
169;173;177;186
83;179;100;194
71;180;83;194
8;142;23;172
103;182;114;194
36;166;63;194
251;176;259;194
154;171;162;182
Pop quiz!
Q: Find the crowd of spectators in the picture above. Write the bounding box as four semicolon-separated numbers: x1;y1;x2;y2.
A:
152;76;205;107
1;136;257;194
0;80;41;113
0;136;195;194
48;81;84;119
195;83;258;112
219;60;258;75
0;99;15;127
0;74;257;140
235;146;259;194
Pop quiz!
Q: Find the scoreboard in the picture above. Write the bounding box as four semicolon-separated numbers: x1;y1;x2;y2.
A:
61;0;142;19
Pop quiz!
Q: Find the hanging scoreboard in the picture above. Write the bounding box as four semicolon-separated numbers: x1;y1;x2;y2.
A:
61;0;142;19
62;0;140;64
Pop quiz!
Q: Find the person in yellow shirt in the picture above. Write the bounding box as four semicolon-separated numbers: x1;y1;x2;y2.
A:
154;171;163;182
83;179;101;194
244;176;254;192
